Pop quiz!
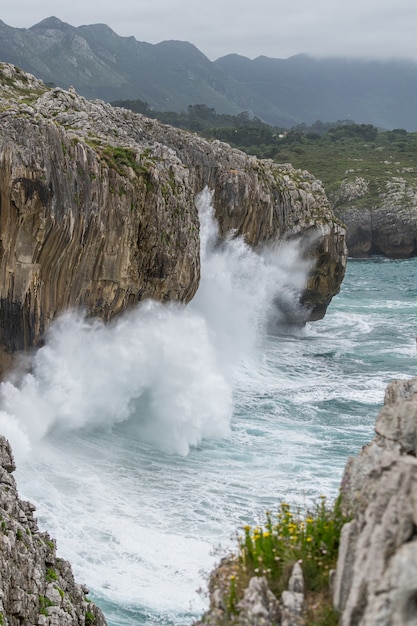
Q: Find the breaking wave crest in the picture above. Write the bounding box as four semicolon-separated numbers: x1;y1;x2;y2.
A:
0;188;311;462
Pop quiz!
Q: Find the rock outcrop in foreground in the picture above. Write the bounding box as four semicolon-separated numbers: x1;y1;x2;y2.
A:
334;376;417;625
0;436;107;626
0;63;346;375
197;376;417;626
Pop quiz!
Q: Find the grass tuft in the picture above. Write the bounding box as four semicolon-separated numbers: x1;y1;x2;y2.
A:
221;496;348;623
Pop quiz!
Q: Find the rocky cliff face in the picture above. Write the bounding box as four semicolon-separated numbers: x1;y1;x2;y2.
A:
0;435;107;625
333;376;417;626
0;64;200;370
0;62;346;375
332;175;417;257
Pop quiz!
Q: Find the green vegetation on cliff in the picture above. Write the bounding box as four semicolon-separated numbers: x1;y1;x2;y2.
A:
204;496;348;625
112;100;417;209
260;125;417;203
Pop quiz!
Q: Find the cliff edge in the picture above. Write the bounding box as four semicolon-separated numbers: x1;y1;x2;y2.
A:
0;63;346;376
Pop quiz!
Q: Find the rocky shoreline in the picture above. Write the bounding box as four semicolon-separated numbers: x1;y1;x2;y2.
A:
0;436;107;626
194;376;417;626
1;377;415;625
1;62;415;626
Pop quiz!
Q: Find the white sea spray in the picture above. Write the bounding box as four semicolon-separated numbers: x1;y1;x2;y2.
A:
0;188;310;462
1;188;341;624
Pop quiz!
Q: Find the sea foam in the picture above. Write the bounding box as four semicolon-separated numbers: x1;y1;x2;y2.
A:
0;189;310;463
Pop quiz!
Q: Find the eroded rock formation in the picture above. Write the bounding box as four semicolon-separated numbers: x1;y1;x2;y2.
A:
194;558;305;626
332;176;417;257
0;65;200;371
0;435;107;625
334;376;417;626
0;63;346;375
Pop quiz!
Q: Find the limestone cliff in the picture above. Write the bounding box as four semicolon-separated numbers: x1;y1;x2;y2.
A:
331;175;417;257
0;435;107;625
0;63;346;375
334;376;417;626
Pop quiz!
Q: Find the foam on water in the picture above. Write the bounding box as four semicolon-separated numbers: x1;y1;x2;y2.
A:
1;189;317;623
2;189;416;624
0;302;233;460
0;189;310;463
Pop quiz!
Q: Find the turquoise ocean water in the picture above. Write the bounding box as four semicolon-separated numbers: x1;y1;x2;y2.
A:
2;192;416;625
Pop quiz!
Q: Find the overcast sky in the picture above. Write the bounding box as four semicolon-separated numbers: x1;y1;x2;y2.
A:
2;0;417;62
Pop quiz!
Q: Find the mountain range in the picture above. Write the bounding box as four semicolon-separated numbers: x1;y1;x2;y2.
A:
1;16;417;130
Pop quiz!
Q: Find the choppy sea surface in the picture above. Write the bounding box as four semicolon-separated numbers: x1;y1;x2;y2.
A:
1;191;416;625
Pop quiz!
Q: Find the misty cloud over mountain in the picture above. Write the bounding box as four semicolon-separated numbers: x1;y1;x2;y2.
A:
1;16;417;129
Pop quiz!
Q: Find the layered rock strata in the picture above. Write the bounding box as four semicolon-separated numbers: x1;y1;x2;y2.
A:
0;435;107;626
0;63;346;375
334;376;417;625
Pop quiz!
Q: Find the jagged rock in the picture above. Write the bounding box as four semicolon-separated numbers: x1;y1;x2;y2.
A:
334;376;417;626
335;177;369;204
195;381;417;626
193;556;237;625
280;562;305;626
236;576;281;625
195;560;307;625
0;63;346;375
195;572;282;626
0;434;107;626
375;395;417;454
332;176;417;257
383;377;417;404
